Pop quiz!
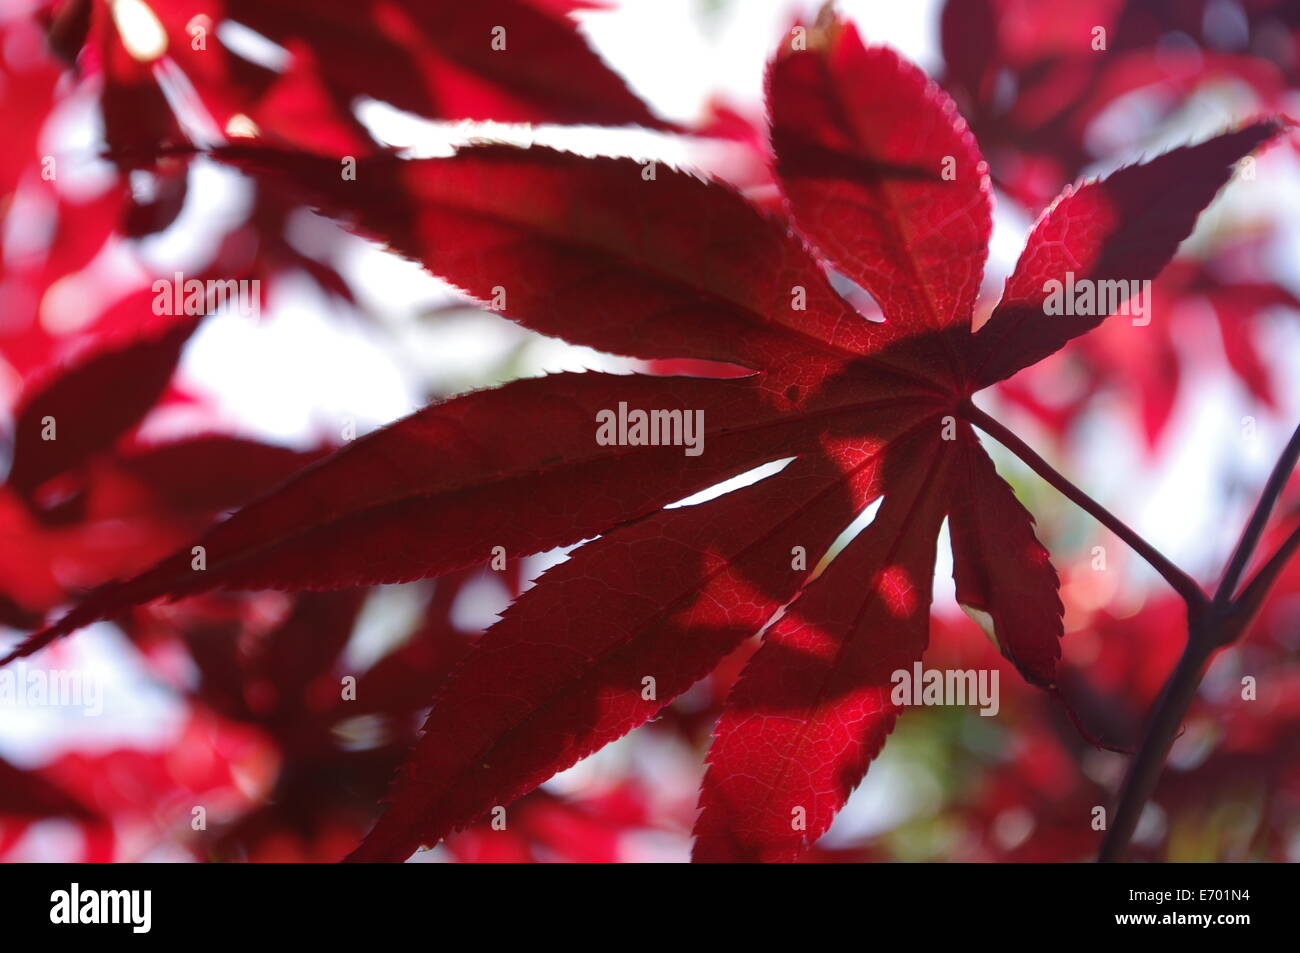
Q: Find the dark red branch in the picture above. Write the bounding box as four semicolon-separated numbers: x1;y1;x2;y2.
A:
1100;420;1299;862
1097;620;1215;862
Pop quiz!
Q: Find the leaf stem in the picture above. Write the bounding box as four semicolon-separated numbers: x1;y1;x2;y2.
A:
960;401;1207;609
1214;421;1300;604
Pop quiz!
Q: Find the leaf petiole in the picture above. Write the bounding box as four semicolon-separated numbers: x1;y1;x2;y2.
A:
958;400;1207;609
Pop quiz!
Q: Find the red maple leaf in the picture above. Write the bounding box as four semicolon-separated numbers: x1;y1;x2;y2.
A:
3;10;1287;862
37;0;669;161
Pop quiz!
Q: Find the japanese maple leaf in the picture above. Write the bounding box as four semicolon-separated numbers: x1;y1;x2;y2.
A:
3;12;1286;862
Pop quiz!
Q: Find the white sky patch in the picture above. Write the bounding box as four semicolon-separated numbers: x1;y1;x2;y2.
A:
345;582;435;673
135;160;252;271
215;20;291;73
0;623;184;764
821;745;944;845
177;274;421;446
450;572;514;633
111;0;168;62
665;456;796;509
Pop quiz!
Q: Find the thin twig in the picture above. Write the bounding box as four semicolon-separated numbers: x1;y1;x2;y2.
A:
1215;422;1300;603
1232;522;1300;625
